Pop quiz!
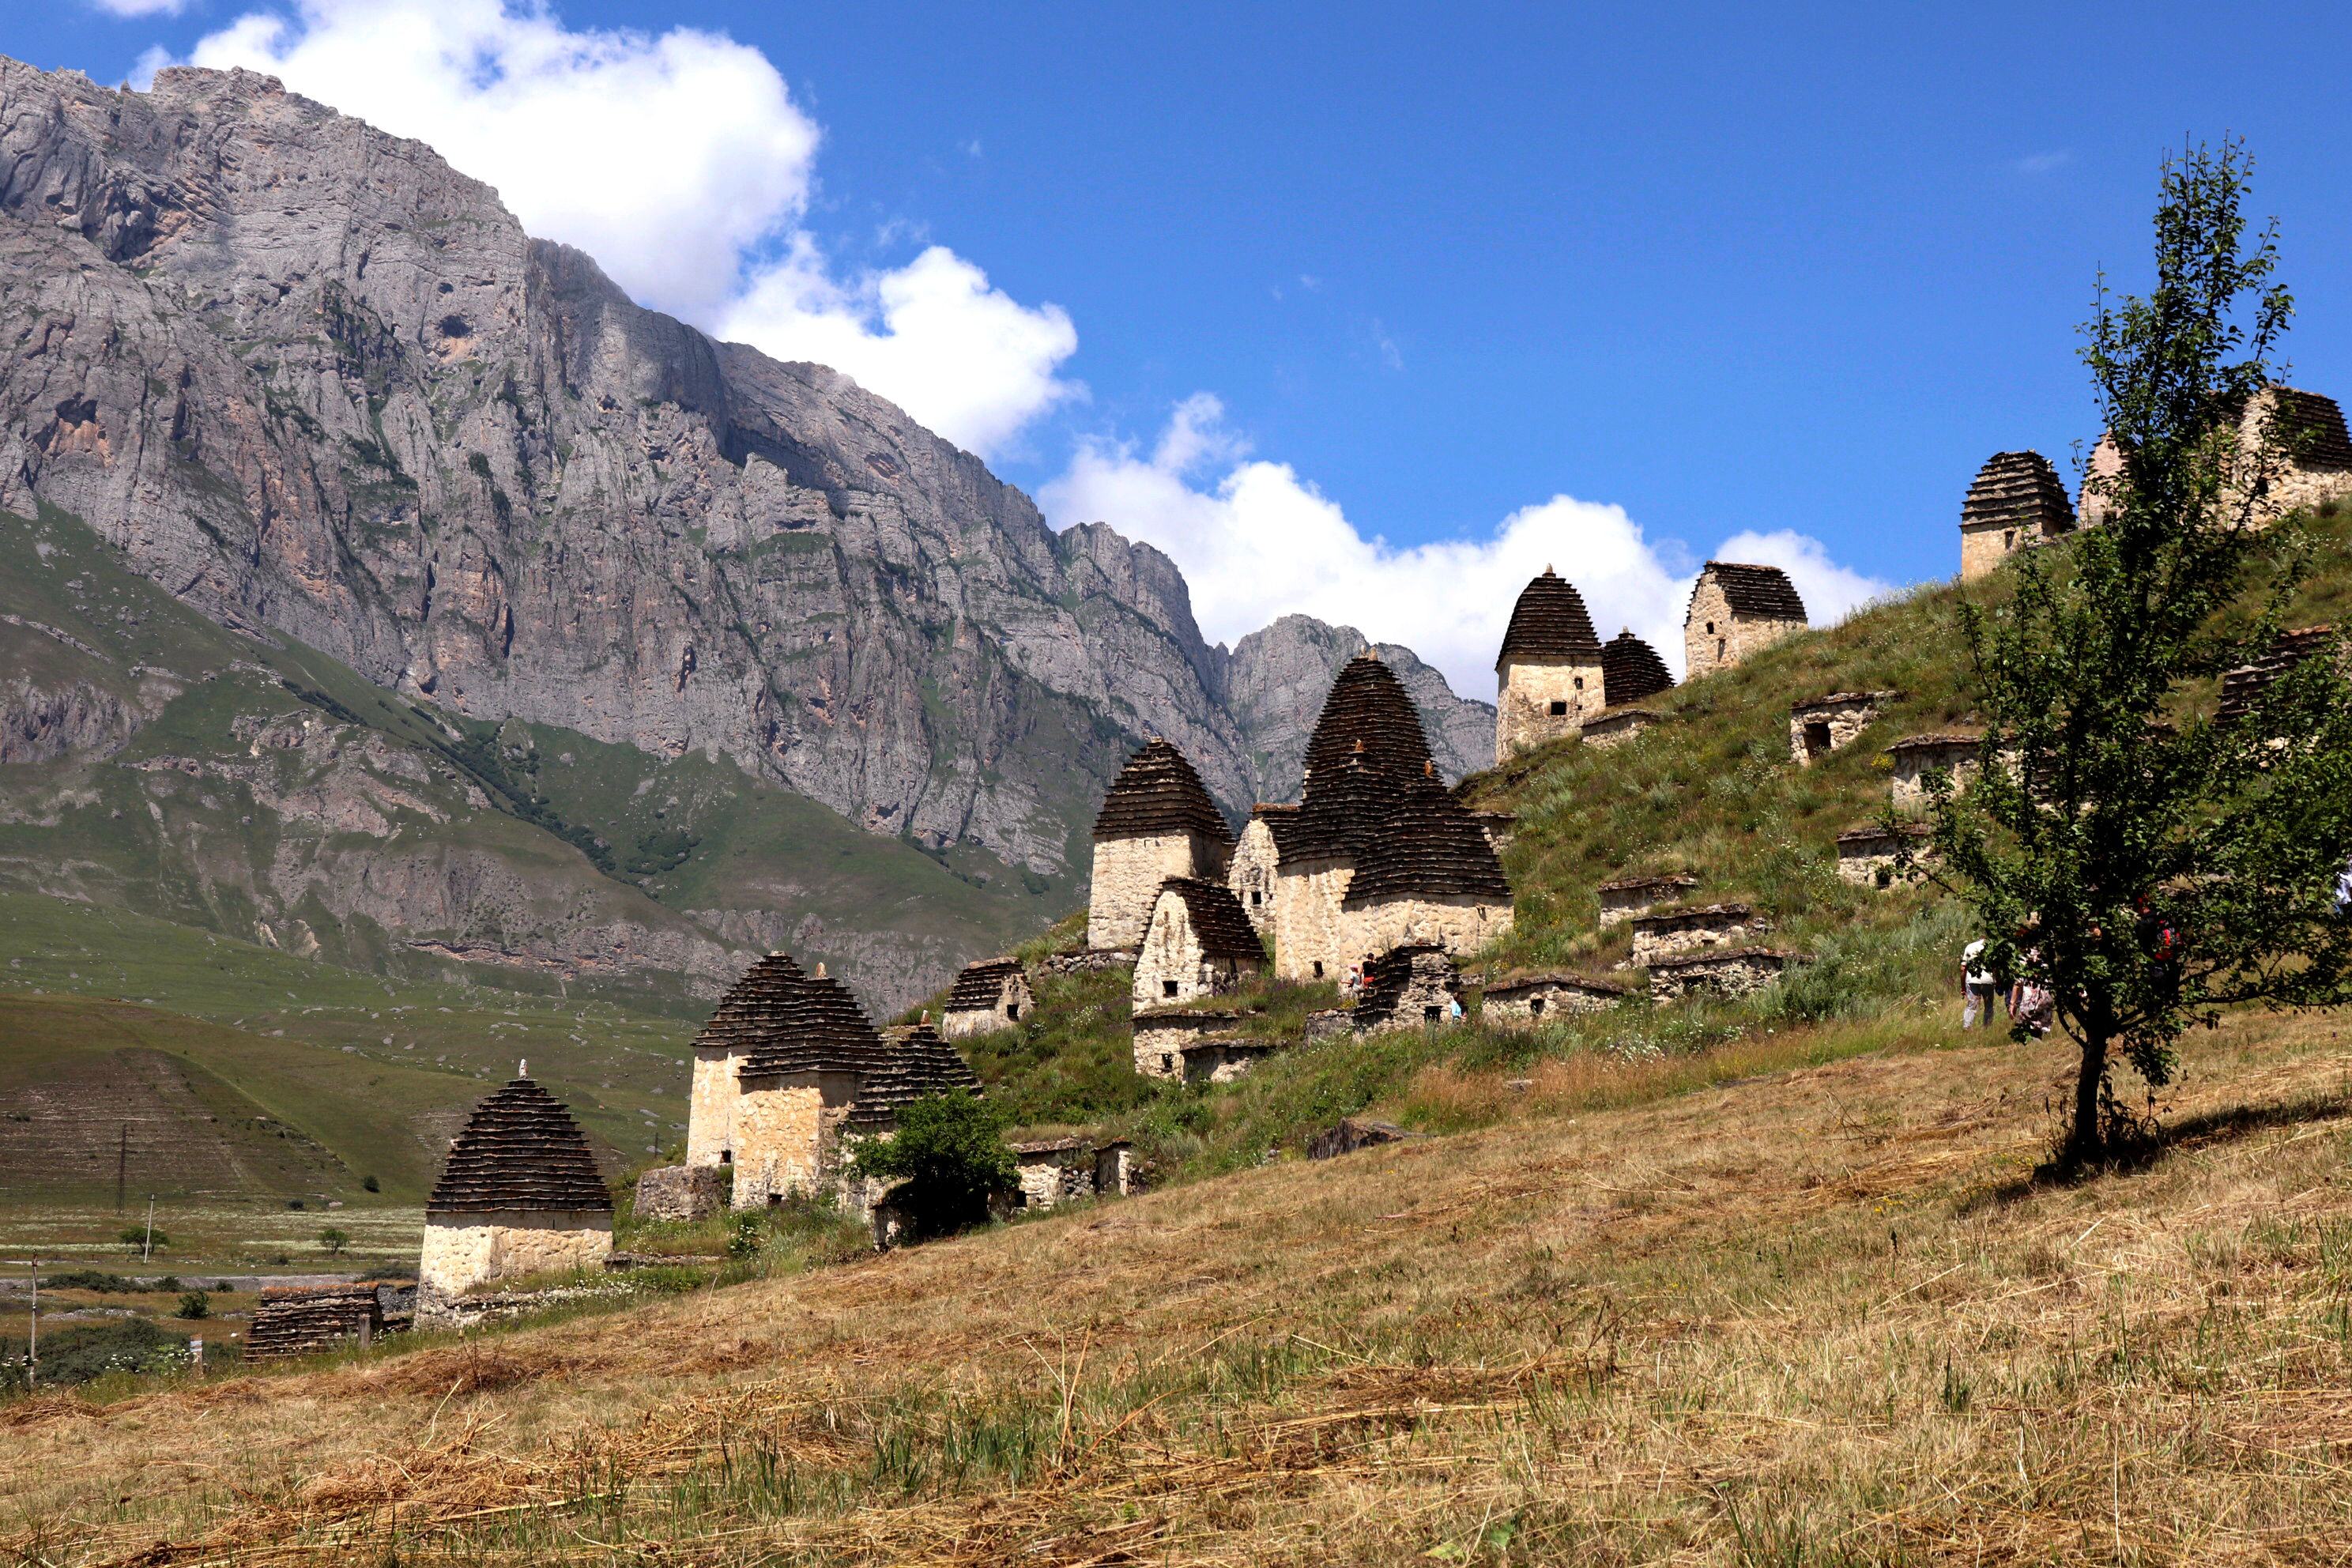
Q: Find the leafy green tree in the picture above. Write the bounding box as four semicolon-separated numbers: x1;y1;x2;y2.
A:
1920;139;2352;1167
317;1227;350;1257
176;1290;210;1321
846;1091;1018;1238
117;1227;168;1258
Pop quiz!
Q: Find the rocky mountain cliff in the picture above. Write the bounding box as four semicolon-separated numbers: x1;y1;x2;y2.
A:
0;58;1491;1007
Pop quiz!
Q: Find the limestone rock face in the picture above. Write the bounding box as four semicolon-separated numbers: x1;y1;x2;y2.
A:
0;59;1259;875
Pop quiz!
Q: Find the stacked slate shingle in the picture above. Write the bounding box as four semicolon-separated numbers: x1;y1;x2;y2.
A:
1702;562;1809;621
1352;944;1460;1032
2265;389;2352;470
690;952;805;1056
2218;624;2340;725
848;1023;986;1129
1496;568;1603;665
1600;631;1673;707
944;957;1023;1015
243;1284;384;1359
737;968;897;1079
1092;739;1233;844
1302;653;1436;783
428;1079;612;1216
1287;750;1397;861
1962;451;2074;537
1344;771;1512;906
1155;877;1266;961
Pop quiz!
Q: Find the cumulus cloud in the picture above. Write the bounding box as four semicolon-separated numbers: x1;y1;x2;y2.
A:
1042;398;1892;697
170;0;1076;454
92;0;191;17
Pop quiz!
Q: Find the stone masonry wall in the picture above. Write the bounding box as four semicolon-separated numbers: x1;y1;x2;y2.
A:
1345;895;1513;963
686;1048;737;1167
1133;896;1258;1008
1133;1011;1238;1079
1483;979;1622;1024
1227;818;1280;937
1684;581;1802;680
730;1072;860;1208
1089;831;1225;949
1271;857;1356;982
1788;695;1886;764
1494;655;1604;764
1961;522;2034;582
419;1210;612;1303
1890;746;1981;812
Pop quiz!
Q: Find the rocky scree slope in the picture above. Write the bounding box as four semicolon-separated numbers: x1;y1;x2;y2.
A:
0;59;1487;881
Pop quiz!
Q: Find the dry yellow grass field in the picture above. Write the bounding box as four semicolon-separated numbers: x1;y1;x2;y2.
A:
7;1008;2352;1566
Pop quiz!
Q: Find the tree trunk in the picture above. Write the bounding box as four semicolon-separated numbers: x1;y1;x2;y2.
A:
2067;1028;2109;1168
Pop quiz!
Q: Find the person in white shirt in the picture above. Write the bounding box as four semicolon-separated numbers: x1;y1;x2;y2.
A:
1962;938;1997;1028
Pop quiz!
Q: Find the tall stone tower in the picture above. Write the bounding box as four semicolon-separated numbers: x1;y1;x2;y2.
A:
1494;567;1604;763
1683;563;1807;679
1086;740;1234;951
1959;450;2073;581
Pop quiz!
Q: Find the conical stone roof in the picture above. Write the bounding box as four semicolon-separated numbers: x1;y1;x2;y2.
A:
1697;562;1807;621
846;1023;986;1129
1153;876;1266;962
944;957;1024;1013
427;1079;612;1216
2266;388;2352;469
1092;740;1232;844
1600;630;1673;707
1496;568;1603;669
1287;750;1396;861
691;952;805;1055
1302;652;1434;783
736;968;894;1078
1342;771;1513;905
1962;451;2072;536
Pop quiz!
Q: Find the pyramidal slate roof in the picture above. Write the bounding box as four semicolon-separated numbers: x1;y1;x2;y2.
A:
737;968;894;1078
1697;563;1807;622
427;1079;612;1216
1496;567;1603;669
1092;740;1232;844
2267;387;2352;469
846;1023;985;1129
1152;876;1266;962
1343;770;1513;905
1302;652;1434;783
944;957;1024;1013
1600;630;1673;707
1961;451;2074;536
1287;750;1396;861
691;952;805;1055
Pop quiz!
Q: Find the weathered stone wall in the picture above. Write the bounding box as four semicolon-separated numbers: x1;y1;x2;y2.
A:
1271;856;1356;982
686;1048;737;1167
1483;978;1622;1024
1133;895;1261;1008
1630;906;1770;967
1494;655;1604;763
1788;695;1887;763
730;1071;860;1208
1597;877;1696;928
1961;522;2034;582
1581;708;1660;750
1836;830;1934;888
1088;832;1227;949
1357;952;1461;1036
940;970;1032;1039
1184;1041;1276;1084
1647;948;1799;1001
1890;746;1981;811
1684;581;1802;679
419;1210;612;1302
1345;895;1513;963
1133;1011;1240;1079
1227;818;1280;936
634;1164;726;1223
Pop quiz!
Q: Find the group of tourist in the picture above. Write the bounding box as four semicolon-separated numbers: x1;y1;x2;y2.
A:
1961;937;2052;1035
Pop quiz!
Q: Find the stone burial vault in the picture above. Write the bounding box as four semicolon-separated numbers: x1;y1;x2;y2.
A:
1683;562;1807;680
1494;566;1605;763
940;956;1033;1040
1133;876;1267;1008
419;1072;613;1315
1087;739;1234;952
1959;450;2074;582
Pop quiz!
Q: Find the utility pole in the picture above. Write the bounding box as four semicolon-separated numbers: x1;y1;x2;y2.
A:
142;1195;156;1265
115;1125;126;1213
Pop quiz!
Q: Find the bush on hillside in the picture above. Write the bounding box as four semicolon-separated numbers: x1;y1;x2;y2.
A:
847;1091;1017;1240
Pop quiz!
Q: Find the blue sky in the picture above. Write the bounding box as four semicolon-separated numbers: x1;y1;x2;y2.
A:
13;2;2352;692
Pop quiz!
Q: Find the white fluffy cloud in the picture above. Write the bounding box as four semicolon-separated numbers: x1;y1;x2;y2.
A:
92;0;191;17
169;0;1076;454
1042;397;1892;698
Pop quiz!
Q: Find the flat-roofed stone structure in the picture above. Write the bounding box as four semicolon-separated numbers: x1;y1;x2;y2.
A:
1007;1136;1134;1211
1597;873;1698;928
420;1076;613;1312
1648;947;1805;1001
1580;707;1664;750
1886;732;1984;811
1630;903;1771;966
1133;1008;1241;1080
1341;763;1514;958
2219;624;2340;726
1227;804;1295;936
1133;877;1267;1008
1183;1038;1280;1084
1482;971;1627;1025
1836;824;1935;887
1685;563;1807;680
1087;740;1234;950
940;957;1032;1039
2242;387;2352;519
1352;944;1461;1035
1494;567;1605;763
1601;629;1674;708
244;1283;385;1359
1789;690;1897;764
1961;451;2073;581
634;1163;726;1223
1467;810;1517;857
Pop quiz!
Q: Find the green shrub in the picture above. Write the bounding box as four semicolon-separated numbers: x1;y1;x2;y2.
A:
177;1291;209;1320
847;1091;1018;1239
